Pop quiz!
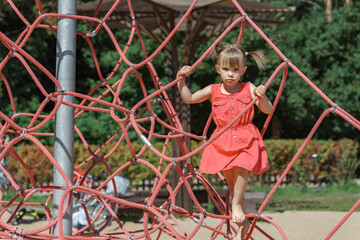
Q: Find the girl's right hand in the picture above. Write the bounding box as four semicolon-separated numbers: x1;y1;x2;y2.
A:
177;65;193;78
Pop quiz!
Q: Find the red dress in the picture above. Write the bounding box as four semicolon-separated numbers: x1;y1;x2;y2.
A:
199;82;268;175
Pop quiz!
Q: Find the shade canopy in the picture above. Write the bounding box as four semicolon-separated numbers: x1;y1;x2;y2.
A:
78;0;296;38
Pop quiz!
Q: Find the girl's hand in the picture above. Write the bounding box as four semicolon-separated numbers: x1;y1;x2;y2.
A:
177;65;193;78
253;85;267;98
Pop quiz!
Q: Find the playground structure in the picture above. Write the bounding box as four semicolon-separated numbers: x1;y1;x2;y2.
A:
0;0;360;240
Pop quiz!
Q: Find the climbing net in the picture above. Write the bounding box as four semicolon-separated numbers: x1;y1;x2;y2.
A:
1;0;360;239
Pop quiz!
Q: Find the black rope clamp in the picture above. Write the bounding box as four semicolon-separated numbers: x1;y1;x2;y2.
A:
128;235;135;240
332;103;338;113
58;89;65;95
99;18;105;24
143;204;149;211
256;212;262;220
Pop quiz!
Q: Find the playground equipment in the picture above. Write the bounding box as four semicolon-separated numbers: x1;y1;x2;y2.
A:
1;0;360;239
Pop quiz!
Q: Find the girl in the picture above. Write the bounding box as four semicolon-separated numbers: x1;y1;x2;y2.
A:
177;44;272;240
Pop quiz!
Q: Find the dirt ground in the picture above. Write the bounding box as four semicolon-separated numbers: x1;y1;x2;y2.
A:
1;210;360;239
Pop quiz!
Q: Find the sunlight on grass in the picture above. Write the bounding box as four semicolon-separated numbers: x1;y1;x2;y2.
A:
249;181;360;211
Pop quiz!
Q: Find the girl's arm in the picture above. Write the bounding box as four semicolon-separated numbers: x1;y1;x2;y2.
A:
250;83;273;114
177;66;211;104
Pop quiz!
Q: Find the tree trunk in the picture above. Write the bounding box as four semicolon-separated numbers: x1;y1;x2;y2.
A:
325;0;332;22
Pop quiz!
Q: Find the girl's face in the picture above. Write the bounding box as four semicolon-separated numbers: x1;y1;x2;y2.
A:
215;63;247;88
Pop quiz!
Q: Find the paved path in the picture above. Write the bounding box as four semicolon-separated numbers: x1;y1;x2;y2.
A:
1;210;359;239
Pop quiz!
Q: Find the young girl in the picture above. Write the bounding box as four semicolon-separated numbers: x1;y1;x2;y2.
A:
177;44;272;240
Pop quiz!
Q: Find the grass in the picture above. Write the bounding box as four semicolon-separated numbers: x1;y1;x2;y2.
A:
4;182;360;212
248;181;360;212
4;191;52;208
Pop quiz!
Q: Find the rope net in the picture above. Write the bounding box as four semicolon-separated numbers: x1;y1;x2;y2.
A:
1;0;359;239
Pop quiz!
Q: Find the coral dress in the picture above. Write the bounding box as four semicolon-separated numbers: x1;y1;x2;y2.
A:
199;82;268;175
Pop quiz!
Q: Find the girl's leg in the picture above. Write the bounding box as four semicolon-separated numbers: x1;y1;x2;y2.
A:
223;167;249;239
223;167;248;222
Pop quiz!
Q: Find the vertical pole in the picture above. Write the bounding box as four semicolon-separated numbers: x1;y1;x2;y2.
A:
53;0;76;237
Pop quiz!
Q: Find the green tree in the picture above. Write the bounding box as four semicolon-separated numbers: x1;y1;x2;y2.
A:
268;5;360;139
1;1;359;145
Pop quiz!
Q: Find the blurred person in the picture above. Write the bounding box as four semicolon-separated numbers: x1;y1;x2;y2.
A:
0;134;10;211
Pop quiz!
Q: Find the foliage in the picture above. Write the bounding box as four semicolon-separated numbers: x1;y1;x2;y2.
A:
264;138;360;186
265;5;360;139
6;142;54;188
5;138;359;189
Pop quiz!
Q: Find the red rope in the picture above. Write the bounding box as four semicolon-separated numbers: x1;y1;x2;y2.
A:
0;0;359;239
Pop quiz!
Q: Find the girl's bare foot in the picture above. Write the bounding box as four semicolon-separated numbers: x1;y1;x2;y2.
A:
232;203;245;223
235;226;243;240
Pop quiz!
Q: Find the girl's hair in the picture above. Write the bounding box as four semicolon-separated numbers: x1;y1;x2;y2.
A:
211;44;266;71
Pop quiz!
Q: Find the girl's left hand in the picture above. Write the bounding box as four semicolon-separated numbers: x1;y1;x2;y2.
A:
253;85;267;98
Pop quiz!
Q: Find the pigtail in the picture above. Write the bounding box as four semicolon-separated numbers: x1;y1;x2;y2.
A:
247;50;266;71
210;44;223;63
